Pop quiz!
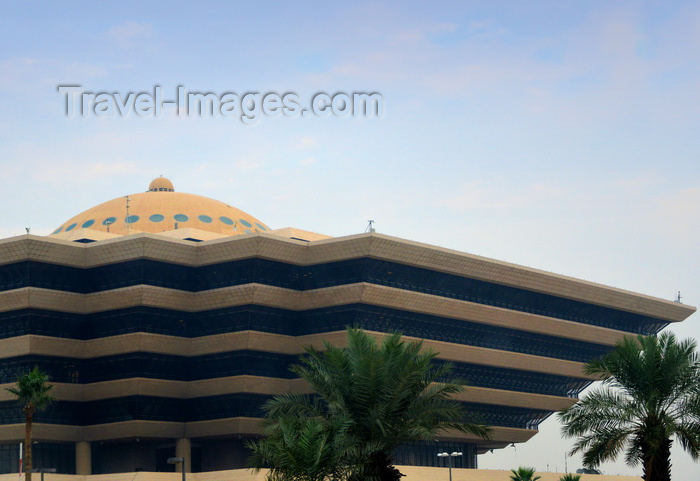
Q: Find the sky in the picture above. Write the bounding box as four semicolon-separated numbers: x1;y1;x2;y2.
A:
1;0;699;477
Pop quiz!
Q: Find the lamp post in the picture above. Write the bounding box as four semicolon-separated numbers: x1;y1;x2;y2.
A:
437;451;462;481
39;468;56;481
30;467;56;481
167;457;185;481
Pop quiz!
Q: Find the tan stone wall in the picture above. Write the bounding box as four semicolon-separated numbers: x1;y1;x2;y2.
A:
0;467;642;481
399;467;641;481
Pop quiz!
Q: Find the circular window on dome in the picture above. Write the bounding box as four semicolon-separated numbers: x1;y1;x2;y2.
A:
52;227;63;234
255;223;267;231
82;220;95;228
239;218;253;228
125;215;140;224
65;223;78;232
219;216;234;225
149;214;165;223
174;214;189;222
103;217;117;226
198;215;213;223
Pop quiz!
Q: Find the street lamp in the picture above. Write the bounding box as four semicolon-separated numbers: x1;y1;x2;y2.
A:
167;457;185;481
31;467;56;481
437;451;462;481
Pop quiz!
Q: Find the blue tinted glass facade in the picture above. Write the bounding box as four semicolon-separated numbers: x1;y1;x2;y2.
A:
0;352;590;398
394;441;477;468
0;305;612;363
0;251;667;472
0;259;668;333
0;443;75;474
0;394;549;431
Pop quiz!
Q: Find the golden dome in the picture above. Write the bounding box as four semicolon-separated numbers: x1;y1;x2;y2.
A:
50;178;270;237
149;176;174;192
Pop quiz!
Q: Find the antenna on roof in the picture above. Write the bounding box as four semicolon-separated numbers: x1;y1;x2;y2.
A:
675;291;682;304
125;196;131;234
25;228;30;235
365;220;375;233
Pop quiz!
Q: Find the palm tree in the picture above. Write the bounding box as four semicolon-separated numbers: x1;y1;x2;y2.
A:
6;366;54;481
509;466;541;481
558;474;581;481
559;332;700;481
249;328;490;481
247;416;360;481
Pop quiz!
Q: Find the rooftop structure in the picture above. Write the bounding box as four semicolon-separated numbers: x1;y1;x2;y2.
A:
50;177;271;239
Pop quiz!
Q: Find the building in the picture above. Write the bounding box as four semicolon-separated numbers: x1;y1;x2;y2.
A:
0;178;695;474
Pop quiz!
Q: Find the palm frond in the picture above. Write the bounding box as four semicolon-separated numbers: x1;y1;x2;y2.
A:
251;328;491;480
562;332;700;473
5;366;55;411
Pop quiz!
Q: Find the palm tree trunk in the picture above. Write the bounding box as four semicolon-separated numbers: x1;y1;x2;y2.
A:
24;407;33;481
642;438;672;481
350;451;404;481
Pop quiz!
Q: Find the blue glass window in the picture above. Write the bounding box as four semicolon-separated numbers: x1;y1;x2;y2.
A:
81;220;95;228
255;223;267;231
220;216;234;225
102;217;117;226
239;219;253;228
149;214;165;223
65;223;77;232
198;215;213;223
125;215;140;224
0;258;669;335
174;214;189;222
52;227;63;234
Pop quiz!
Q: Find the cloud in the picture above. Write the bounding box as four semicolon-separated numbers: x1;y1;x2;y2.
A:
300;4;700;132
648;186;700;243
60;61;109;80
0;58;42;90
434;181;568;211
300;156;317;166
299;137;317;148
34;161;139;185
1;128;159;187
388;21;459;46
0;57;108;93
234;159;260;170
106;21;155;48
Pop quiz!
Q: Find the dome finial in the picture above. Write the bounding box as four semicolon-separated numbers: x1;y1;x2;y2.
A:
148;177;174;192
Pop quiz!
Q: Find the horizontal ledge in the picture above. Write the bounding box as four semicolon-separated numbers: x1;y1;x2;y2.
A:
0;330;596;380
0;375;577;411
0;418;537;446
0;282;637;347
0;233;693;321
